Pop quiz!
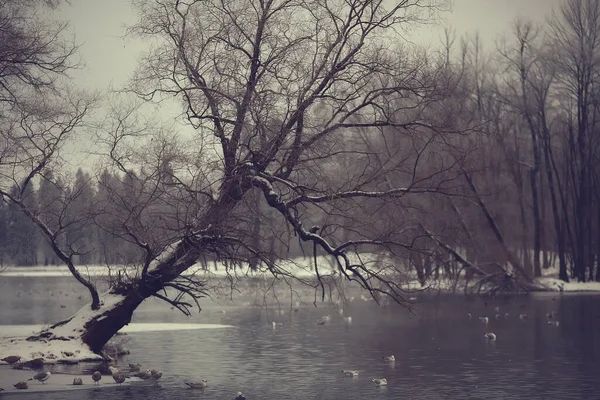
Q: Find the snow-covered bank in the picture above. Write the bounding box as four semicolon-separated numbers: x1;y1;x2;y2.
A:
0;321;235;365
536;277;600;292
0;253;387;278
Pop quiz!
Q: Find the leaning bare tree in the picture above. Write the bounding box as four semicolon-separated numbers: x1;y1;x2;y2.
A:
5;0;470;358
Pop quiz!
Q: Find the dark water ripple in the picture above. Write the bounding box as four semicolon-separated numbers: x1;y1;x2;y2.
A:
1;276;600;399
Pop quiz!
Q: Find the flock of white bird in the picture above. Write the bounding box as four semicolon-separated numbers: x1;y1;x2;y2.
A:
339;354;396;387
269;300;394;388
468;306;561;343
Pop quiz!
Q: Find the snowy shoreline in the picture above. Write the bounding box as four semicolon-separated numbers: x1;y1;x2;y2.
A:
2;256;600;293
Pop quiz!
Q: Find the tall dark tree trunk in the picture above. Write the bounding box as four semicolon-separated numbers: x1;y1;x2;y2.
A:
542;125;569;282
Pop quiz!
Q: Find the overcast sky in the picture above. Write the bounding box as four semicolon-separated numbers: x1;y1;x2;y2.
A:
58;0;562;92
54;0;563;170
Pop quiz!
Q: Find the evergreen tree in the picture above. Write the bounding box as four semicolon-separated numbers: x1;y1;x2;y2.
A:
6;184;38;266
37;172;63;265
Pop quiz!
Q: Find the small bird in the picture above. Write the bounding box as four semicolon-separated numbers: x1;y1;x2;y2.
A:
548;320;560;327
2;356;21;364
343;316;352;324
185;380;208;389
129;363;142;372
135;370;152;380
92;371;102;385
519;314;528;320
479;316;489;324
484;332;497;341
494;306;500;312
372;378;388;386
29;371;51;384
317;315;331;325
495;314;501;320
112;372;126;385
150;369;163;385
235;391;246;400
338;308;344;316
382;355;395;362
14;381;28;390
73;377;83;385
467;313;472;320
108;366;122;374
504;313;509;318
342;369;359;377
109;366;127;384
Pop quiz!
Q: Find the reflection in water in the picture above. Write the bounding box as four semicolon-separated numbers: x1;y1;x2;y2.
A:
1;276;600;399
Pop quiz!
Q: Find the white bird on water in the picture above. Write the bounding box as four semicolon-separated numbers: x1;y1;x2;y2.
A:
150;369;163;386
129;363;142;372
548;320;560;327
185;380;208;389
382;355;395;362
519;313;528;320
342;369;359;377
235;392;246;400
372;378;388;386
29;371;51;384
479;316;489;324
317;315;331;325
344;316;352;324
134;370;153;381
484;332;497;341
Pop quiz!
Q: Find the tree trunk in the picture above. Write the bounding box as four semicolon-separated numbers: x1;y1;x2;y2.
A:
530;166;542;277
32;233;208;354
463;173;532;282
542;125;568;282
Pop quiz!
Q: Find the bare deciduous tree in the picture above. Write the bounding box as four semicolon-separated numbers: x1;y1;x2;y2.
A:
11;0;467;356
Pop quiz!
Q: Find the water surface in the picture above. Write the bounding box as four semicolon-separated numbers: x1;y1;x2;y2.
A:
1;275;598;399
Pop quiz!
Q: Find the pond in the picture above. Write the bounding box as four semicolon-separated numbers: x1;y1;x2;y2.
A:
1;275;599;399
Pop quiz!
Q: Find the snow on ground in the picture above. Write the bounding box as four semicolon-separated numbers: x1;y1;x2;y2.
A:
120;323;233;333
0;322;235;367
0;253;393;278
536;276;600;292
0;336;103;365
4;253;600;293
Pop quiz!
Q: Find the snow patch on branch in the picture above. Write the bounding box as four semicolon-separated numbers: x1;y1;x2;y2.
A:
146;239;183;273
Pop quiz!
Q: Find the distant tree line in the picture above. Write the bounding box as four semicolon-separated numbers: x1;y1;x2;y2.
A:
0;169;132;266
